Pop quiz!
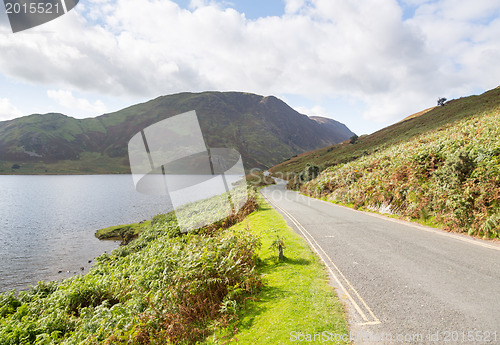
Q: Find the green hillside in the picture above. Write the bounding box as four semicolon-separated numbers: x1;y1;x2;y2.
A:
274;87;500;238
0;92;354;174
271;87;500;177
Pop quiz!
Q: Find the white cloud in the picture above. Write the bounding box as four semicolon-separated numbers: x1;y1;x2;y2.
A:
0;98;23;121
284;0;307;14
47;90;108;116
0;0;499;128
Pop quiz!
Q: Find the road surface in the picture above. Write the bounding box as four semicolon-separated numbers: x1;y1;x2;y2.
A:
261;183;500;344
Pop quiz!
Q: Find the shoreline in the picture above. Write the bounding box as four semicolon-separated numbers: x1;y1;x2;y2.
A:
0;236;120;294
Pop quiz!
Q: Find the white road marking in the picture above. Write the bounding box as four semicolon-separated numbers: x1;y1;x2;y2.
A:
315;197;500;252
262;192;381;326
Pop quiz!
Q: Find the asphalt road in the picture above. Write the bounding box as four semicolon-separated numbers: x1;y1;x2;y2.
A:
261;183;500;345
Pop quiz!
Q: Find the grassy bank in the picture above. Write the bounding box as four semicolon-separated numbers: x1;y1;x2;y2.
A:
271;87;500;178
270;88;500;240
0;196;260;344
0;190;349;344
209;193;349;344
301;105;500;239
95;221;150;244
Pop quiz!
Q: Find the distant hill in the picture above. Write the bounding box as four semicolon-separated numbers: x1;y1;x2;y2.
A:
271;86;500;176
309;116;354;139
0;92;354;174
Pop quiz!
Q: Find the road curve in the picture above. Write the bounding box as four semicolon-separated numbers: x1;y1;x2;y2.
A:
261;183;500;345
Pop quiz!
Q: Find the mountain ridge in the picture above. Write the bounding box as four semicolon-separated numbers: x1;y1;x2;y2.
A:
0;91;354;174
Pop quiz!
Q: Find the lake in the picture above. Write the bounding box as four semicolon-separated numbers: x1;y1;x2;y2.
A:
0;175;174;293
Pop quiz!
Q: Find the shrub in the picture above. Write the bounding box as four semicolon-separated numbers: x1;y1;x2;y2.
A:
287;163;320;190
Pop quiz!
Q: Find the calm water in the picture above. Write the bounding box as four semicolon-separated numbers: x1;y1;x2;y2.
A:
0;175;174;293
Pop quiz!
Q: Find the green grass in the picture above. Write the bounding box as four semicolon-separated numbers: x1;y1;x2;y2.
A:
95;221;150;241
207;194;349;344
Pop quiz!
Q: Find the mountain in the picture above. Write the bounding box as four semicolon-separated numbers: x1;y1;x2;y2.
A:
271;86;500;177
309;116;354;140
0;92;354;174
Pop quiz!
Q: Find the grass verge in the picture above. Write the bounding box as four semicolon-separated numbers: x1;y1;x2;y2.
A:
207;193;349;344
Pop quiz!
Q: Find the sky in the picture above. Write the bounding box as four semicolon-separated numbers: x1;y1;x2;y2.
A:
0;0;500;135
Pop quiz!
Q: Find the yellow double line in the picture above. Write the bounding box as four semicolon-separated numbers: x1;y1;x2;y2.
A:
262;192;381;326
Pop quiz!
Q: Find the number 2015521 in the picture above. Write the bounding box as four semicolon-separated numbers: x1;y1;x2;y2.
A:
5;2;62;14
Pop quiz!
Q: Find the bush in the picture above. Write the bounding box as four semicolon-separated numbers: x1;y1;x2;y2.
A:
287;163;320;190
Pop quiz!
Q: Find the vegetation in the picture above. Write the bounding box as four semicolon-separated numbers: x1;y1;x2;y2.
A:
286;163;320;190
0;190;349;344
302;101;500;238
0;191;260;344
208;195;349;344
271;87;500;177
0;152;130;175
268;87;500;239
268;229;286;261
95;221;150;245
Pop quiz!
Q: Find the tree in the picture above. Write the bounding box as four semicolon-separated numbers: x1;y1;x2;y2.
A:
350;134;359;144
437;97;447;106
299;163;320;182
269;229;286;261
